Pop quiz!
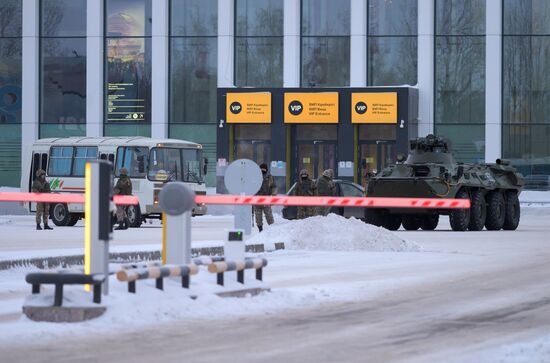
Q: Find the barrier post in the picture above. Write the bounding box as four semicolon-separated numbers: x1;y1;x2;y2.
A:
159;183;195;265
84;160;113;294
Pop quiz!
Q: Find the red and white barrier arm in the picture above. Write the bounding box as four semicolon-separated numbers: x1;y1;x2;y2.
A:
194;195;470;209
0;192;139;205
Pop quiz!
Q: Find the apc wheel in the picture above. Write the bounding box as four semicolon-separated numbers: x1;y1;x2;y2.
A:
468;190;486;231
66;213;80;227
449;189;470;231
50;203;70;226
485;191;505;231
402;215;421;231
383;214;402;231
127;204;142;228
503;191;520;230
421;214;439;231
365;209;384;227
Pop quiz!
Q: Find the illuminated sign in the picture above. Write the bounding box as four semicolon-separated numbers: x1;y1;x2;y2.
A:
107;82;145;122
226;92;271;123
352;92;397;124
284;92;338;123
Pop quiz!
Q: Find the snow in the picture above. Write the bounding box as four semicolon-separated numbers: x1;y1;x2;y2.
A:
248;213;421;252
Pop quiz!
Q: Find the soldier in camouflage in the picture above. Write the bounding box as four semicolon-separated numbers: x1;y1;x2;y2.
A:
32;169;53;230
296;169;317;219
315;168;336;216
253;163;276;232
114;167;132;230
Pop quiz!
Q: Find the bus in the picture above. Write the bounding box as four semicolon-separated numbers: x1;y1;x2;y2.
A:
21;137;209;227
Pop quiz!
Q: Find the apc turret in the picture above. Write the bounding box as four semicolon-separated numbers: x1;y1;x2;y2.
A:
364;134;524;231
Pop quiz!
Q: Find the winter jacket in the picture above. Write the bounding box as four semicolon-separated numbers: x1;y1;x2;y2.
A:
257;174;277;196
296;178;317;197
316;175;336;197
32;178;51;193
114;175;133;195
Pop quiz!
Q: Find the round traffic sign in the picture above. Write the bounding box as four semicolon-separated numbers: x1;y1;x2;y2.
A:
158;182;196;216
224;159;263;195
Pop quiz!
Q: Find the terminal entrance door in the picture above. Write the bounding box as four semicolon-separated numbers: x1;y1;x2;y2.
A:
357;125;397;188
233;125;271;166
294;125;337;180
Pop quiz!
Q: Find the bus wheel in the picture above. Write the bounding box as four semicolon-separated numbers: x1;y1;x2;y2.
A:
66;213;80;226
126;204;142;228
50;203;70;226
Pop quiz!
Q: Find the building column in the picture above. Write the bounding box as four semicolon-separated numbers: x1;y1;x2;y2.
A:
86;0;104;137
283;0;300;87
22;0;39;145
417;0;435;136
350;0;367;87
218;0;234;87
151;0;169;138
485;0;502;162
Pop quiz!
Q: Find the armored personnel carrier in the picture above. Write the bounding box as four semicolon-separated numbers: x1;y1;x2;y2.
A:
364;134;524;231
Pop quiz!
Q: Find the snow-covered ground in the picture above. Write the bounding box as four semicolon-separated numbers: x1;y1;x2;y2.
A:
0;208;549;362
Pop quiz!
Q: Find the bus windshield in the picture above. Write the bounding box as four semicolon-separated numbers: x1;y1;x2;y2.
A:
148;147;202;183
115;147;149;178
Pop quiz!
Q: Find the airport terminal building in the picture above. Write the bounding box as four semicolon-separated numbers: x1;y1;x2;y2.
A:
1;0;549;191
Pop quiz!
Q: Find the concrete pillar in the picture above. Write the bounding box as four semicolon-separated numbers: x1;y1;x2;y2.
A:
485;0;502;162
218;0;234;87
350;0;367;87
22;0;39;144
86;0;104;137
151;0;169;138
283;0;300;87
417;0;435;136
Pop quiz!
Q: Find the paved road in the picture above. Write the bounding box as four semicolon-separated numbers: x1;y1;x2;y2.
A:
2;209;550;362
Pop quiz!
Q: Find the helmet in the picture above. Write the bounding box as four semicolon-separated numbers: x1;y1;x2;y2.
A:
36;169;46;177
120;168;128;176
322;169;334;178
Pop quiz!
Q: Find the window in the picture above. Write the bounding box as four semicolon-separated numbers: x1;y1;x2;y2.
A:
182;149;201;183
339;182;364;197
115;146;148;178
434;0;486;163
105;0;152;135
301;0;350;87
503;1;550;190
72;146;98;176
49;146;73;176
40;0;87;138
235;0;283;87
367;0;417;86
148;148;182;181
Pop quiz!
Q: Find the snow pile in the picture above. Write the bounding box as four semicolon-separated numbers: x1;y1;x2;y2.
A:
0;217;12;225
248;214;420;252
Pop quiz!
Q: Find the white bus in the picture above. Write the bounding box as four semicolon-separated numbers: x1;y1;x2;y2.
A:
21;137;208;227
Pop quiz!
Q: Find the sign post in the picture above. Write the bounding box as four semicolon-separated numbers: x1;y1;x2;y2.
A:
223;159;263;235
84;160;113;294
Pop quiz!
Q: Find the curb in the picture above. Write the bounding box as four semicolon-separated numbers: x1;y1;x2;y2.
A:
0;243;285;271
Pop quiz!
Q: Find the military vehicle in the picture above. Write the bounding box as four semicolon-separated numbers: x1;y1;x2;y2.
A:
364;135;524;231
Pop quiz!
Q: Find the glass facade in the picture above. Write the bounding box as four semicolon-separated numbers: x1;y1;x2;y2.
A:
235;0;283;87
40;0;87;138
503;0;550;190
169;0;217;186
301;0;350;87
0;0;22;186
367;0;417;86
104;0;152;136
435;0;486;163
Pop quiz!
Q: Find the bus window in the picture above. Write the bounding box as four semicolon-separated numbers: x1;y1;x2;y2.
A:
32;153;40;180
100;153;107;160
148;148;181;181
108;154;114;164
73;147;98;176
41;153;48;173
115;147;148;178
182;149;202;183
49;146;73;176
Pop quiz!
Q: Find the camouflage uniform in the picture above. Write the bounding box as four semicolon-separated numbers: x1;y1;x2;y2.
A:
315;169;336;216
32;169;51;226
254;165;276;231
114;169;133;228
296;169;317;219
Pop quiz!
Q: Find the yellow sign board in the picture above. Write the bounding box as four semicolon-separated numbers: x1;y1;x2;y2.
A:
284;92;339;123
227;92;271;123
351;92;397;124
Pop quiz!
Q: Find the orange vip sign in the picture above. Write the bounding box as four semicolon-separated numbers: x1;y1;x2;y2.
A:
284;92;339;123
352;92;398;124
226;92;272;123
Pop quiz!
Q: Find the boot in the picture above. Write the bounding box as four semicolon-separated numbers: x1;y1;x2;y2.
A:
43;224;53;230
115;221;125;230
36;223;42;230
258;225;263;232
123;218;130;230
